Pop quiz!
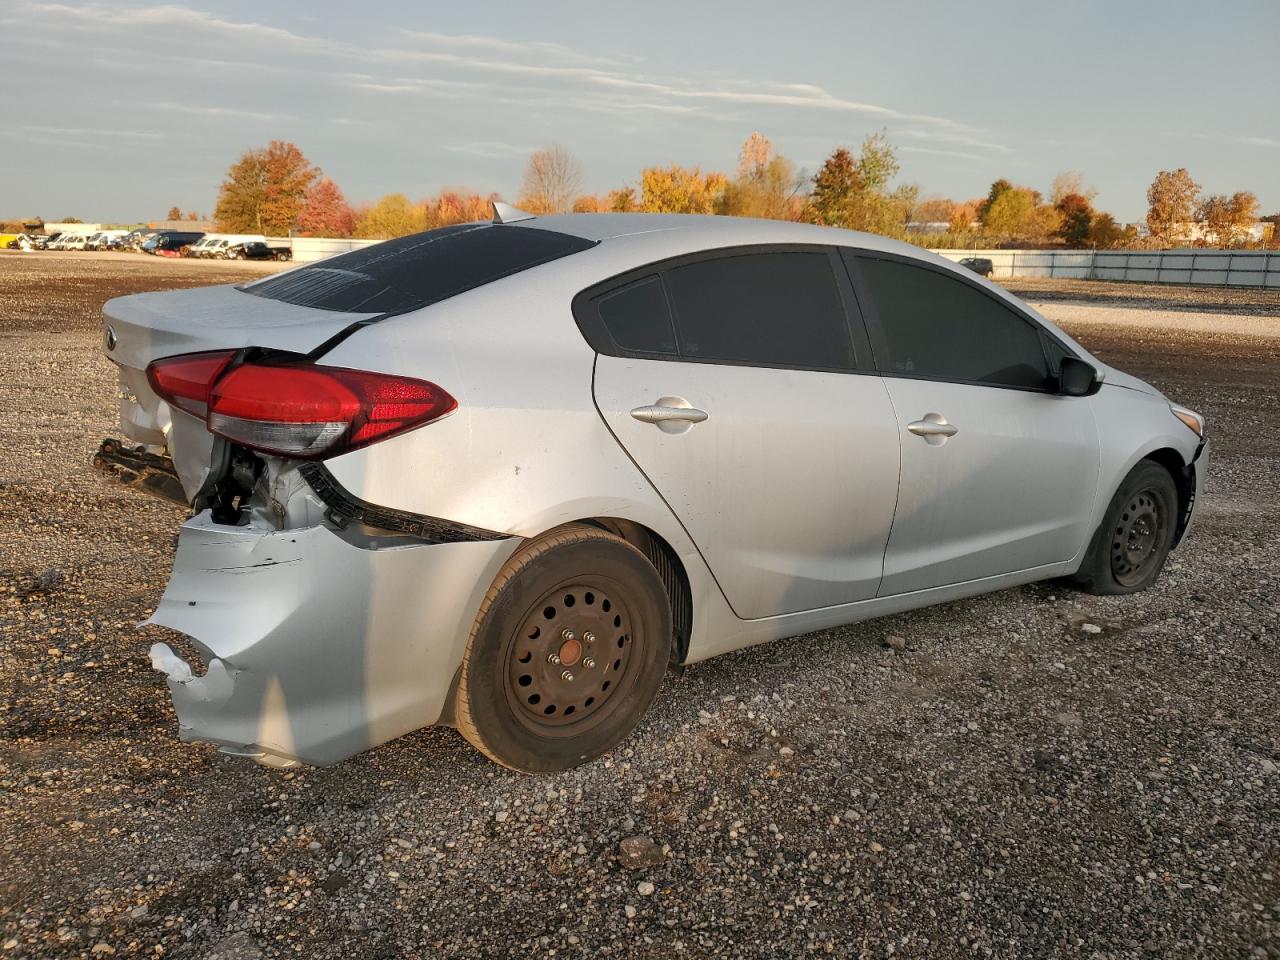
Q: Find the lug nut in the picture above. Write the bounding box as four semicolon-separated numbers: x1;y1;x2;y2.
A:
584;632;596;644
561;670;574;682
583;657;596;669
561;629;576;642
548;653;561;665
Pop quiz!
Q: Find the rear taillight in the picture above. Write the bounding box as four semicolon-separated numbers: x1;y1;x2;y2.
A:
145;350;236;417
146;351;456;459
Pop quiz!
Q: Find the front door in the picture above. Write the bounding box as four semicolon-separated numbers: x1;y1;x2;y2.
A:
847;252;1100;596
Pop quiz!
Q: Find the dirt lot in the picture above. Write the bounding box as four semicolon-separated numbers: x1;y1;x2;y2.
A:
1;252;1277;959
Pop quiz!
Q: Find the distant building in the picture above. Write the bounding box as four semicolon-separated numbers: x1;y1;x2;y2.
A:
1175;221;1272;245
905;221;953;234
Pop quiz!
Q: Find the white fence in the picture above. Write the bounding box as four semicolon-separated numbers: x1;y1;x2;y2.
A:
290;237;381;263
932;248;1280;287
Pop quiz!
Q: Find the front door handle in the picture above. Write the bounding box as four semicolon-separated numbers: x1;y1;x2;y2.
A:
630;396;708;434
907;412;958;445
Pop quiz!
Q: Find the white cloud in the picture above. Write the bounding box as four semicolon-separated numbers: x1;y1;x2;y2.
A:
8;0;1007;156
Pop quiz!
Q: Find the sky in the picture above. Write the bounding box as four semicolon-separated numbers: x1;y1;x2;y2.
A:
2;0;1277;224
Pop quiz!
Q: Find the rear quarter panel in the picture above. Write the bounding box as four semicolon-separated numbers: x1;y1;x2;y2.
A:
318;249;735;659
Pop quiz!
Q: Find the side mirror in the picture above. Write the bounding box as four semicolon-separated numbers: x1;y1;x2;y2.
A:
1059;357;1100;397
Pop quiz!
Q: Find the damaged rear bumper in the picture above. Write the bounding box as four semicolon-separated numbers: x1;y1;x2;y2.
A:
147;511;517;767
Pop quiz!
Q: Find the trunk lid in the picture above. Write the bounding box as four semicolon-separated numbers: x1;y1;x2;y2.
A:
103;282;378;499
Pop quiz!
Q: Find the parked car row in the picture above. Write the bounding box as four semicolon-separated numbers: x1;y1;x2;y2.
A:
8;230;292;261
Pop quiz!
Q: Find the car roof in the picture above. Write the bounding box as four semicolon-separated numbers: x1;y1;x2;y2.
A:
520;212;914;252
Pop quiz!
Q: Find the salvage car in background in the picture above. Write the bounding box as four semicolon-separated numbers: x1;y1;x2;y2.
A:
142;230;205;257
959;256;995;277
102;207;1208;773
224;240;291;261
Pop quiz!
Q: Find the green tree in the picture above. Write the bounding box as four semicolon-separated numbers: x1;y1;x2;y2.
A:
983;188;1037;239
979;179;1015;222
353;194;429;239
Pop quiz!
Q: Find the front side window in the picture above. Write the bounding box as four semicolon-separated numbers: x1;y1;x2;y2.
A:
662;251;855;370
855;255;1049;389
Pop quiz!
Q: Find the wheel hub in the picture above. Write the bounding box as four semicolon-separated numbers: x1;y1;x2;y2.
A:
1111;490;1163;586
506;582;634;728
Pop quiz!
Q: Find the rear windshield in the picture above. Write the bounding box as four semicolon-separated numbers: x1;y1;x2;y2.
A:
239;223;597;314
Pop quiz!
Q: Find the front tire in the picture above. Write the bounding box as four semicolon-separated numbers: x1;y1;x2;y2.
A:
456;525;671;773
1073;460;1178;595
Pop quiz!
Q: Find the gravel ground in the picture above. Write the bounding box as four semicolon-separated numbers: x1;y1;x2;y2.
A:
1;255;1277;959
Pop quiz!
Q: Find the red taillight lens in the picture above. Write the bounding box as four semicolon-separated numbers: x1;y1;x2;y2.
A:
146;352;456;459
145;350;236;417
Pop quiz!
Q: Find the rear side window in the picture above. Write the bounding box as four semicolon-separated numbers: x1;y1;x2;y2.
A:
663;252;854;370
598;277;677;355
241;223;596;315
855;256;1049;389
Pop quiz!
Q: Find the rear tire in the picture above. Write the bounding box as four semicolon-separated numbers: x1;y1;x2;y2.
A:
1072;460;1178;595
456;525;671;773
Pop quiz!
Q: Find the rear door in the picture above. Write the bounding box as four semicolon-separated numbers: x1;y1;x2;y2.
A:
846;251;1100;596
583;246;902;620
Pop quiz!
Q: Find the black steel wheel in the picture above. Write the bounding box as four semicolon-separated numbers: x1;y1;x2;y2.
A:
1073;459;1178;595
456;525;671;772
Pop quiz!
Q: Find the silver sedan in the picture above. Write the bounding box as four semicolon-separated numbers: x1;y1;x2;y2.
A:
103;206;1208;772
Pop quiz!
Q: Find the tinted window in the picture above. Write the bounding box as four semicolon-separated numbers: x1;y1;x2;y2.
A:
857;256;1049;388
663;252;853;369
242;223;596;314
598;277;677;355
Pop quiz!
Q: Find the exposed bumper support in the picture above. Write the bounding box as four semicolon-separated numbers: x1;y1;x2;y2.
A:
146;511;519;766
93;437;187;506
1174;439;1210;547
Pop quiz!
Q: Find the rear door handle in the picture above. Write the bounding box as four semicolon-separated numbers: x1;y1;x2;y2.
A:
630;396;708;434
907;413;958;445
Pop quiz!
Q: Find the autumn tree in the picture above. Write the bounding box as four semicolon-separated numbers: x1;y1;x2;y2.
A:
214;141;319;234
1055;193;1095;247
572;195;608;213
720;132;805;221
1049;171;1096;207
949;200;982;233
518;145;583;215
1146;168;1200;245
1086;213;1128;249
807;147;862;227
166;206;182;220
639;165;727;214
429;190;492;226
296;177;355;237
911;196;957;226
353;194;428;239
608;187;638;212
806;133;916;237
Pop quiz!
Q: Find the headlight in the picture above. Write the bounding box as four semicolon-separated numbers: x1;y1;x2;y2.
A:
1170;404;1205;439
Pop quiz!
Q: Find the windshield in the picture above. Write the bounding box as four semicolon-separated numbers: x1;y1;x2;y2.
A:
240;223;596;315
